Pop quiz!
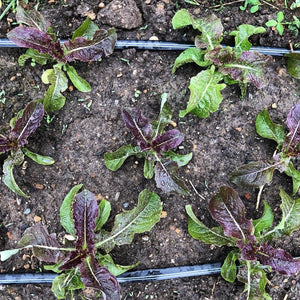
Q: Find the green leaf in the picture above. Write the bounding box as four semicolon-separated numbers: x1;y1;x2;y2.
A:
185;205;235;246
253;201;274;237
172;9;194;29
230;24;266;56
221;250;239;283
284;161;300;195
163;150;193;167
180;66;226;118
0;249;20;261
144;158;155;179
104;144;141;171
64;64;91;92
60;184;83;236
172;47;209;73
41;65;68;112
3;150;28;198
96;189;162;253
255;109;285;147
95;199;111;231
285;53;300;79
277;11;284;23
96;253;139;276
23;148;55;165
52;271;84;299
275;188;300;235
266;20;278;27
276;23;284;35
18;48;51;66
72;17;99;40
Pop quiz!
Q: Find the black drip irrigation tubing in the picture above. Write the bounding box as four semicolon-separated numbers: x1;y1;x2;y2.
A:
0;262;222;285
1;38;300;56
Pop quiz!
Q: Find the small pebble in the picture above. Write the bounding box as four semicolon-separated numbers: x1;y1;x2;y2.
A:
34;215;42;223
123;202;129;208
149;36;159;41
98;2;105;8
178;146;184;149
142;236;149;241
17;198;22;205
115;191;120;201
24;208;31;215
272;103;277;109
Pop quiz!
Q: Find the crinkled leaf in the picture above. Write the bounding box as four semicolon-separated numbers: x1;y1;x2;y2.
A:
96;253;139;276
154;160;189;195
16;6;50;32
284;161;300;194
18;48;51;66
172;47;210;73
163;150;193;167
7;27;65;62
283;102;300;156
73;190;99;253
23;148;54;165
42;66;68;111
95;199;111;232
18;222;64;263
230;25;266;56
285;53;300;79
52;271;85;300
10;101;44;148
186;205;235;246
258;243;300;275
72;17;99;40
79;256;120;300
0;249;20;261
97;189;162;253
121;109;152;150
64;64;91;92
180;66;226;118
144;158;155;179
208;186;254;241
172;9;194;29
152;129;183;153
230;160;277;188
60;184;83;236
274;188;300;235
3;150;28;198
151;93;172;135
64;28;117;62
253;201;274;237
221;250;239;283
104;144;141;171
0;134;13;153
255;109;285;147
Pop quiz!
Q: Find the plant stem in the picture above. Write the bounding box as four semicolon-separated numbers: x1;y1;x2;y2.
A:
189;180;205;200
256;184;265;210
0;0;16;21
209;0;244;9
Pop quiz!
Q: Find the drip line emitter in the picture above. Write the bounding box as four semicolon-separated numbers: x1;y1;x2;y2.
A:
0;38;298;286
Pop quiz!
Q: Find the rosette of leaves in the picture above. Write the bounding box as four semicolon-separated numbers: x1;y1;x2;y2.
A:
0;100;54;198
230;103;300;208
186;186;300;300
7;6;117;111
104;95;192;195
172;9;270;118
0;185;162;299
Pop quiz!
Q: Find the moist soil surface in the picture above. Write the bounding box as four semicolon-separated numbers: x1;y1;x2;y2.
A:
0;0;300;299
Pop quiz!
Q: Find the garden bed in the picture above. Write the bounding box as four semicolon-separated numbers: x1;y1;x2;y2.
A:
0;0;300;299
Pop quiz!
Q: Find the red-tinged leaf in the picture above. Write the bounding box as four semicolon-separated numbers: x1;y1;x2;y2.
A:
237;236;258;261
73;190;99;254
63;28;117;62
283;103;300;156
18;223;64;263
152;129;184;153
0;134;13;153
79;256;120;300
208;186;254;241
154;160;189;195
121;108;152;151
10;101;44;148
59;250;87;271
258;243;300;275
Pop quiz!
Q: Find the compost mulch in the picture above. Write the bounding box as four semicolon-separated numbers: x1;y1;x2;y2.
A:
0;0;300;299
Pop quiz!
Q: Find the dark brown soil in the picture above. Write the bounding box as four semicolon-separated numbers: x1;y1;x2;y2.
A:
0;0;300;299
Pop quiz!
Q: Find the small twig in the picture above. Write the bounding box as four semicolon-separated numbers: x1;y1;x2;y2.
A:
209;0;244;9
189;180;206;200
256;185;265;210
289;40;294;53
261;0;278;9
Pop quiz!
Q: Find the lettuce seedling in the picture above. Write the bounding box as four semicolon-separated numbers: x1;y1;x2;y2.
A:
230;102;300;208
186;186;300;300
172;9;270;118
7;6;116;111
0;100;54;197
104;95;192;195
0;185;162;299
